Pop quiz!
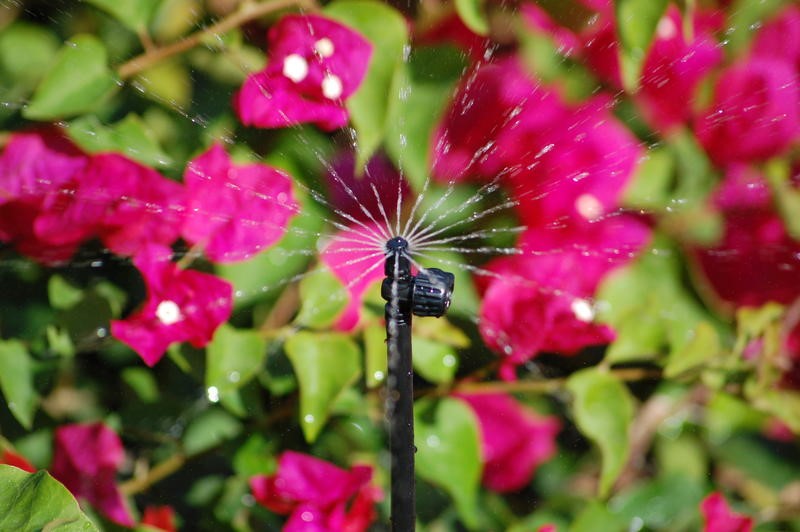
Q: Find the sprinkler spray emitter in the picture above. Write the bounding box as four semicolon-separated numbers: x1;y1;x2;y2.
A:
381;236;455;532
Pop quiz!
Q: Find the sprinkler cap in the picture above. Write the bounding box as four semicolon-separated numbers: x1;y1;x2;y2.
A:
411;268;455;318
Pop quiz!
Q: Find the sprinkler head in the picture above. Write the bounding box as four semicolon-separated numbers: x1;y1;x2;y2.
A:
382;237;455;319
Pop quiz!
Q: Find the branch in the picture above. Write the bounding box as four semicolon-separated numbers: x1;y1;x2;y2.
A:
117;0;316;80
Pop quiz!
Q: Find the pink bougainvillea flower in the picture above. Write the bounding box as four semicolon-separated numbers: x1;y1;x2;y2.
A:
520;3;582;56
0;448;36;473
234;14;372;131
479;217;650;380
0;128;89;264
752;5;800;75
636;6;723;132
457;393;559;492
320;222;386;331
34;153;185;257
111;244;233;366
692;165;800;309
181;144;297;262
141;505;177;532
700;492;753;532
431;58;566;183
50;423;134;527
695;57;800;165
250;451;381;532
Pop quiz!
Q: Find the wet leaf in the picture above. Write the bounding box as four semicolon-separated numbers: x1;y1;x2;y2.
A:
206;323;267;414
294;269;349;329
614;0;669;91
566;368;634;498
0;466;98;531
412;337;459;384
67;114;173;168
24;35;118;120
363;324;388;388
385;46;466;191
0;340;38;429
725;0;789;55
415;397;482;528
85;0;160;32
455;0;489;36
183;408;243;455
325;0;409;168
610;474;704;530
284;332;361;443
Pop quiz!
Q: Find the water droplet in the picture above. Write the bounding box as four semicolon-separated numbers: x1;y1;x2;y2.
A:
207;386;220;402
96;327;108;338
322;74;343;99
314;37;334;57
228;371;241;383
283;54;309;83
571;299;595;322
426;435;440;447
304;414;315;424
373;370;385;381
156;300;182;325
301;511;315;522
443;354;456;367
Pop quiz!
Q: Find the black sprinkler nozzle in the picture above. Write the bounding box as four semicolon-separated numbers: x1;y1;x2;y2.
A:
381;237;455;532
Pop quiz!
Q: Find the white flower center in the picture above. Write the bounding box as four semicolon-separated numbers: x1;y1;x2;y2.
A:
282;54;309;83
657;17;677;40
571;299;595;322
321;74;343;99
156;300;182;325
575;193;603;220
314;38;335;58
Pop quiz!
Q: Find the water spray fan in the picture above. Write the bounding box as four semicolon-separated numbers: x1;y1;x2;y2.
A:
381;236;455;531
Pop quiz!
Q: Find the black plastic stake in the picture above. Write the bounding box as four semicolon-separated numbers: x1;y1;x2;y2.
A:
382;237;454;532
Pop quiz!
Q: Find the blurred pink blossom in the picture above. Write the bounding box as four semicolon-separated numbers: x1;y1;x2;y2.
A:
457;393;560;492
34;153;185;257
181;144;297;262
110;244;233;366
752;5;800;75
692;165;800;309
320;222;386;331
234;14;372;131
479;217;650;380
695;57;799;165
700;492;753;532
250;451;381;532
51;423;134;527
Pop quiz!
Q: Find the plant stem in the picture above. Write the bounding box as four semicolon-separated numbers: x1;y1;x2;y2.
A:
119;452;186;495
117;0;315;80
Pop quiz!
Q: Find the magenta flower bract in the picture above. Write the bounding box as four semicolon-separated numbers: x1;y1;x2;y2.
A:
700;492;753;532
34;153;185;257
234;14;372;131
181;144;297;262
141;505;177;532
752;5;800;75
50;423;134;527
479;217;650;380
250;451;381;532
110;244;233;366
695;57;799;165
457;393;560;492
0;129;89;264
692;165;800;309
320;222;386;331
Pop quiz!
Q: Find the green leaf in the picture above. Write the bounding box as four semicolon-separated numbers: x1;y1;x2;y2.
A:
0;466;98;531
385;46;466;191
455;0;489;36
67;114;173;168
294;269;349;329
622;147;674;209
183;408;243;455
609;474;704;531
206;323;267;414
121;367;159;403
0;340;38;429
85;0;160;32
48;275;84;311
725;0;789;56
134;59;192;110
325;0;409;167
24;35;118;120
566;368;634;498
412;337;458;384
664;321;721;378
0;22;60;88
232;434;275;477
596;237;723;364
284;332;361;443
614;0;668;91
415;397;482;528
363;324;388;388
570;501;626;532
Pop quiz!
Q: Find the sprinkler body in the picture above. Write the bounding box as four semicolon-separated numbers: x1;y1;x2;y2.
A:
382;237;454;532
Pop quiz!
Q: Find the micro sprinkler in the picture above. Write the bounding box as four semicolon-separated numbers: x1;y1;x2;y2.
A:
381;236;455;532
